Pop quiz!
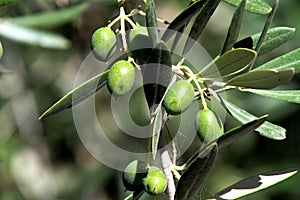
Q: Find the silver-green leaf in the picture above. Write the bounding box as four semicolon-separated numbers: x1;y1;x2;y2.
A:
252;27;295;55
211;167;298;199
243;89;300;104
254;48;300;74
226;69;294;89
39;70;109;120
222;0;272;15
223;99;286;140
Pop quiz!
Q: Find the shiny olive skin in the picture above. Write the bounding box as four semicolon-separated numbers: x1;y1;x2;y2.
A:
163;80;194;115
122;160;147;191
196;109;223;143
143;166;167;196
107;60;135;96
91;27;116;62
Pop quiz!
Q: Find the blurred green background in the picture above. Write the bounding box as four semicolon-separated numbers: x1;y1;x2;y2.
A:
0;0;299;199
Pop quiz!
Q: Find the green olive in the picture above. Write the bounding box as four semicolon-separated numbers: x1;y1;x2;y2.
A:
196;109;223;143
122;160;147;191
163;80;194;115
91;27;116;62
128;26;152;63
0;41;3;59
143;166;167;196
107;60;135;96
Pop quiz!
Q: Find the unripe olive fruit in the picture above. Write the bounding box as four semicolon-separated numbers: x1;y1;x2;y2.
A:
122;160;147;191
107;60;135;96
163;80;194;115
128;26;152;63
196;109;223;143
91;27;116;62
143;166;167;196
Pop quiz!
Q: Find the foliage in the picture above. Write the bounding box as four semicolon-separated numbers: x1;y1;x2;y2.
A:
1;0;300;200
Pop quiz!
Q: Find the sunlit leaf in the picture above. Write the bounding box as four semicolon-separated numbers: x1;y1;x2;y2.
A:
183;0;221;55
39;70;109;120
152;105;162;159
223;99;286;140
226;69;294;89
0;22;71;49
161;0;208;42
222;0;246;54
243;89;300;104
218;115;268;148
252;27;295;55
175;144;218;200
254;48;300;74
222;0;272;15
9;3;89;28
210;167;298;199
200;48;256;78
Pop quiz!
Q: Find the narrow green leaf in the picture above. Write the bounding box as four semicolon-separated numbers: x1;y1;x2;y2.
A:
211;167;298;200
0;22;71;49
9;3;89;28
145;0;158;44
152;105;162;159
226;69;294;89
175;144;218;200
222;0;246;54
222;0;272;15
223;99;286;140
244;89;300;104
39;70;109;120
252;27;295;55
200;48;256;78
218;114;268;148
143;41;172;108
254;0;279;55
0;0;15;6
254;48;300;74
161;0;208;42
183;0;221;55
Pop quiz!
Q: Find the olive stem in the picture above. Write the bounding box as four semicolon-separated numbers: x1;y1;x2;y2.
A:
178;65;208;110
119;6;128;52
124;15;138;29
127;56;141;70
138;10;170;24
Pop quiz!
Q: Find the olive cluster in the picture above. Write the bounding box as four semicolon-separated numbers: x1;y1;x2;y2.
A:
122;160;167;196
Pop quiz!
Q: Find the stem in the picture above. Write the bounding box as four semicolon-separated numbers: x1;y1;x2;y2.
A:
124;15;138;29
107;15;121;29
120;6;128;52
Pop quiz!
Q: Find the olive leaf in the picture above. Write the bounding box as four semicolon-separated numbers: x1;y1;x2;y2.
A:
0;21;70;49
183;0;221;55
252;27;295;55
218;114;268;148
161;0;208;42
200;48;256;78
222;0;246;54
210;167;298;200
243;89;300;104
222;0;272;15
253;0;279;56
254;48;300;74
143;41;172;108
145;0;158;44
0;0;15;6
226;69;294;89
39;70;109;120
175;144;218;200
151;105;163;160
233;37;253;49
9;3;89;28
223;99;286;140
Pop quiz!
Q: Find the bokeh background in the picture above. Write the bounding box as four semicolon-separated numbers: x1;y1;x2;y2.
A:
0;0;299;199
